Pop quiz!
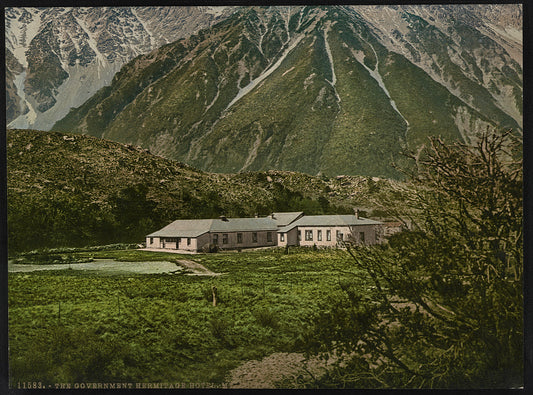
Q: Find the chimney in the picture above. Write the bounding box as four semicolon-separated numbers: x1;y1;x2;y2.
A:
254;213;258;218
270;213;275;219
219;215;228;222
354;208;359;219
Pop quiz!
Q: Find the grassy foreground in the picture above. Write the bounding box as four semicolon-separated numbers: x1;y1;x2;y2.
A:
8;248;366;388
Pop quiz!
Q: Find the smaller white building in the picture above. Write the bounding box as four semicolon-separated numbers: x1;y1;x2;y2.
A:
277;214;382;248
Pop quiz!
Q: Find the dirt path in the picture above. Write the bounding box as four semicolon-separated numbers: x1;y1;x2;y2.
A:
225;352;334;388
176;259;222;276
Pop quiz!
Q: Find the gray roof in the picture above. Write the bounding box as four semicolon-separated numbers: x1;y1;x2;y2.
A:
147;219;213;238
270;212;304;227
210;217;278;232
278;215;382;233
148;217;278;238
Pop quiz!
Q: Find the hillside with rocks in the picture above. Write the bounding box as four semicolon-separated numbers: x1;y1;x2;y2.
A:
7;129;391;253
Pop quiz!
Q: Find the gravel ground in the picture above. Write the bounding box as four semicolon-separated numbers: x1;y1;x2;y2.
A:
226;352;334;388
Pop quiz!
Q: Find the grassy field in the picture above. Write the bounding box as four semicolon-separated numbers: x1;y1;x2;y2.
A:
8;247;369;388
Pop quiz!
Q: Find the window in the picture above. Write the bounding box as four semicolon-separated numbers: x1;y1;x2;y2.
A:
305;230;313;241
213;234;218;245
252;232;258;243
150;237;153;244
359;232;365;244
187;238;191;246
298;231;301;241
222;234;228;244
280;233;285;242
326;230;331;241
165;237;178;249
267;232;272;242
336;230;343;241
317;230;322;241
237;233;243;243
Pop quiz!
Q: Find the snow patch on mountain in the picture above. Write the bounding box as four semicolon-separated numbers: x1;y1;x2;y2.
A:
5;6;238;131
9;61;122;131
224;34;305;112
282;67;295;77
204;6;228;17
353;4;522;128
495;26;522;44
72;14;107;68
480;24;522;67
10;72;38;128
7;8;43;67
323;24;340;103
349;45;409;130
303;73;316;91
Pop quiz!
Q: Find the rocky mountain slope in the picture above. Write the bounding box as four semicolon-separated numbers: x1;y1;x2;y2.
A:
7;128;385;252
5;6;236;130
52;5;522;178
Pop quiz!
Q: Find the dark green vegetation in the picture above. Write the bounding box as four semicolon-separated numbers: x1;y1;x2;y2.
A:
7;129;391;254
53;6;521;178
8;248;361;386
298;130;523;388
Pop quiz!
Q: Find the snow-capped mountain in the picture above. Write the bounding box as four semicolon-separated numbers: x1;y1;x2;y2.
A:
5;6;237;130
51;5;521;178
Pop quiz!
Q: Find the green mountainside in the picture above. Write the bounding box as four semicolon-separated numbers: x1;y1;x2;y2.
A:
53;6;521;179
7;129;389;253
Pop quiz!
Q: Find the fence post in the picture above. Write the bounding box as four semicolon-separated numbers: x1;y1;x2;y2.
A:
212;285;217;307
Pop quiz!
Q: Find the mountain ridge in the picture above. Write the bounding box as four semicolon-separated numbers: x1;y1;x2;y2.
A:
5;6;237;129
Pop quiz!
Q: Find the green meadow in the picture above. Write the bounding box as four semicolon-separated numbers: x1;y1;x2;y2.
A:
8;247;366;387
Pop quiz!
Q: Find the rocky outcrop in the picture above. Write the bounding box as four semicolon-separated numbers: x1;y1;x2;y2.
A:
5;6;237;130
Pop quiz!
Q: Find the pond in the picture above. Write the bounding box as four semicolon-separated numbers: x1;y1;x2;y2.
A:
7;259;183;274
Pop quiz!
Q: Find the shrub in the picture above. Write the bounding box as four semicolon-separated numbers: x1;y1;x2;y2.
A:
253;307;279;329
201;243;219;253
209;316;229;340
